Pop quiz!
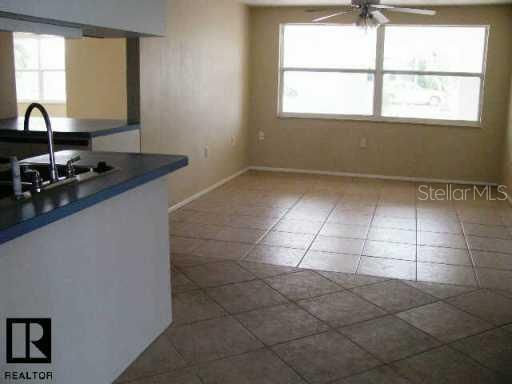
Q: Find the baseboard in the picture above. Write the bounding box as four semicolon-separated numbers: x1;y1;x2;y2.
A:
168;167;250;213
248;166;497;187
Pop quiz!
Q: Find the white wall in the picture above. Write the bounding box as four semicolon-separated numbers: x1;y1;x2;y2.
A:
0;178;172;384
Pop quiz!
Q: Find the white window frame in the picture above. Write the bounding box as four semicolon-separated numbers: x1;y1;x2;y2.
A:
278;23;489;128
14;33;67;104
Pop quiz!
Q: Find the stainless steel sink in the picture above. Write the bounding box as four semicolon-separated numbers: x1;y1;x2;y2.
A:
0;162;118;201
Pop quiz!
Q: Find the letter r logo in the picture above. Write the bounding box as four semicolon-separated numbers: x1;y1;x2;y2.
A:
6;318;51;364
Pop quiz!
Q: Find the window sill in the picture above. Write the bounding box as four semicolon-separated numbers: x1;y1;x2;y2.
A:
18;101;67;105
278;113;482;128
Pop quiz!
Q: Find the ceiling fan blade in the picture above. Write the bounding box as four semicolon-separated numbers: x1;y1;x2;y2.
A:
313;10;354;22
372;5;436;16
370;10;390;25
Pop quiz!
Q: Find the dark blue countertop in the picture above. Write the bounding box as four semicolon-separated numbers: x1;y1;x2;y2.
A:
0;150;188;245
0;117;140;140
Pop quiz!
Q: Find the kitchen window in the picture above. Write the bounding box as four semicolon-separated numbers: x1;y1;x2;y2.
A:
279;24;489;126
13;32;67;103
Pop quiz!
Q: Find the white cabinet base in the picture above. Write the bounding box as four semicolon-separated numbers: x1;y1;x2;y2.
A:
0;177;171;384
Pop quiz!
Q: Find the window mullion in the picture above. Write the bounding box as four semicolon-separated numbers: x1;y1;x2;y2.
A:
278;25;285;115
374;26;385;119
281;68;374;74
382;69;483;77
38;37;44;102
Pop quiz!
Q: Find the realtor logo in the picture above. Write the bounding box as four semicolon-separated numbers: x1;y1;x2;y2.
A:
6;319;51;364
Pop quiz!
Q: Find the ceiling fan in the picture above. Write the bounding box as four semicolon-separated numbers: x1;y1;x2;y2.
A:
307;0;436;28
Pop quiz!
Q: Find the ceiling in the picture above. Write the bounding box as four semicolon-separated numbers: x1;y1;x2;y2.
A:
242;0;512;6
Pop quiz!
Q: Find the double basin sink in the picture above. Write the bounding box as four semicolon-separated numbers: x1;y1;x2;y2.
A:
0;161;117;201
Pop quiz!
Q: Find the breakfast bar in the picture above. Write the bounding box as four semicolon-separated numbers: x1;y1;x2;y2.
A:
0;150;188;384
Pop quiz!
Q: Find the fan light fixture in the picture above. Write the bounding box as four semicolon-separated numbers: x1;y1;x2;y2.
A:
307;0;436;28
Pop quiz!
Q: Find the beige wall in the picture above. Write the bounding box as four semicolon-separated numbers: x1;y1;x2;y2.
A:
140;0;250;205
18;102;67;117
503;78;512;189
0;32;17;119
249;6;512;184
0;34;126;120
66;38;127;119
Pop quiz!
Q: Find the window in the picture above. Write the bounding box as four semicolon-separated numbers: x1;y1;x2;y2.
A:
14;32;67;103
281;25;377;116
279;24;488;126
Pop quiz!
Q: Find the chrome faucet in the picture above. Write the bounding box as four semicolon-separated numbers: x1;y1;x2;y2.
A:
24;103;59;183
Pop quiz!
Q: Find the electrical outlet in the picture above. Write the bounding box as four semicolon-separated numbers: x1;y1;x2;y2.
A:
258;131;265;141
360;137;368;149
204;146;209;158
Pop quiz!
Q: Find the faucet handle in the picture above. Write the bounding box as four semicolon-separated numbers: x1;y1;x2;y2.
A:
66;155;81;178
24;169;43;190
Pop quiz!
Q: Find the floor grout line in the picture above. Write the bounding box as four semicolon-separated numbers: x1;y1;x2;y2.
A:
294;191;343;268
415;183;420;283
455;201;482;288
355;187;381;276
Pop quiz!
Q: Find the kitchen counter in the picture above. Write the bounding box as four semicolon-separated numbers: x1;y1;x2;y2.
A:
0;117;140;140
0;150;186;383
0;150;188;245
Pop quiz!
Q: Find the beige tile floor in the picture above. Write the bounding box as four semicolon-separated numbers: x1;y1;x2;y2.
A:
116;171;512;383
171;171;512;289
